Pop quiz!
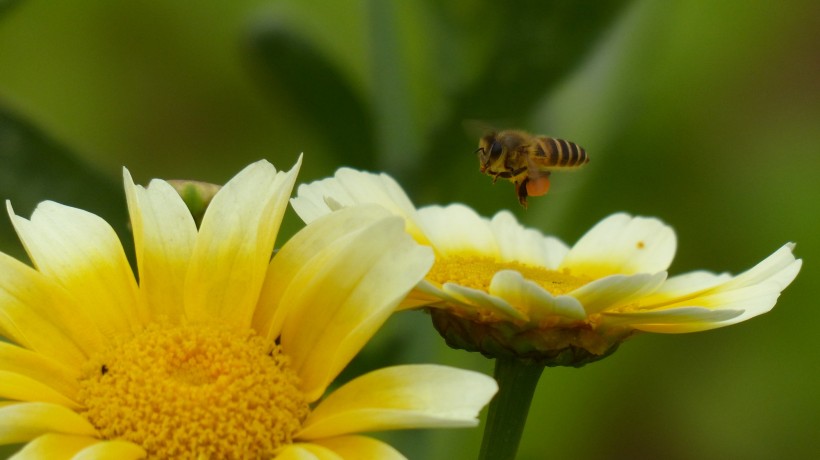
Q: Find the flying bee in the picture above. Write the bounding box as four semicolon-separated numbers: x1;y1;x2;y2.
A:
474;129;589;207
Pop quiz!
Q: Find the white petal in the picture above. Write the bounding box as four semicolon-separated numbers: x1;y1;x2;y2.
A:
570;272;668;315
291;168;428;243
293;168;416;219
291;177;352;223
489;211;569;269
488;270;586;321
416;204;498;257
560;213;677;276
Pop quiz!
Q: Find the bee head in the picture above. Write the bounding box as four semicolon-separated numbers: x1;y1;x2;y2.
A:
489;139;503;158
475;133;502;167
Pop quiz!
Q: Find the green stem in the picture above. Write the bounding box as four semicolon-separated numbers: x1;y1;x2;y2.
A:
478;357;545;460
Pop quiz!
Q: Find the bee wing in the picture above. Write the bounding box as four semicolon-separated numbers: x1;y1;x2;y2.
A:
463;119;518;140
462;119;497;137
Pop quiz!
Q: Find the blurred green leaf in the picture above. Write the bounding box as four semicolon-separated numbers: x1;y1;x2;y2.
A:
414;0;632;213
0;0;20;19
0;1;816;459
445;0;632;119
245;20;376;169
0;106;130;259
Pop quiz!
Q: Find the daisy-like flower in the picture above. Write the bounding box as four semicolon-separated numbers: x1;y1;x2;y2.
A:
291;168;802;367
0;159;497;459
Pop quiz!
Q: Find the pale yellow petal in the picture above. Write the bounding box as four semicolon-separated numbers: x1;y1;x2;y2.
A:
276;444;342;460
629;283;784;333
298;364;497;440
569;272;667;315
0;342;80;400
411;281;473;312
417;280;519;321
9;434;97;460
313;435;406;460
253;205;394;340
488;270;586;321
280;215;433;401
560;213;676;277
0;402;98;444
416;205;499;257
646;270;732;299
490;211;569;269
124;169;197;324
274;446;316;460
718;243;801;291
72;440;146;459
628;271;733;313
624;243;802;332
185;158;300;326
441;283;527;321
0;249;99;366
8;201;139;338
397;281;448;311
0;371;80;409
601;307;743;332
704;281;798;328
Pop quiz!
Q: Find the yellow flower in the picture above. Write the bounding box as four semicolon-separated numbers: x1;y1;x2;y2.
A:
0;159;497;459
291;168;802;366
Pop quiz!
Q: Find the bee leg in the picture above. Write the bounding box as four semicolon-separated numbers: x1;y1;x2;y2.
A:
515;179;529;209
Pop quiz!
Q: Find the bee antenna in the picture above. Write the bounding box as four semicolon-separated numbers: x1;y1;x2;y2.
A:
474;147;484;155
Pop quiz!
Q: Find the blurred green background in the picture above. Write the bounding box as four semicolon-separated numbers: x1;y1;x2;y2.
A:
1;0;818;459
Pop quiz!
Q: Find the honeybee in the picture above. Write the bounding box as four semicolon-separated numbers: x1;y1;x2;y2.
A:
475;130;589;207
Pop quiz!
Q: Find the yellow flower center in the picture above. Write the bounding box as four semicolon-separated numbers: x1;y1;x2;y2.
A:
427;254;591;295
78;325;309;459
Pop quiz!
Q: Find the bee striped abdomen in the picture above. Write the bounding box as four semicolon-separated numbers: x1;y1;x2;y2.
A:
536;136;588;168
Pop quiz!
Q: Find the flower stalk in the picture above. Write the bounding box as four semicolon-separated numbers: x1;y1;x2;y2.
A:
479;357;545;460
